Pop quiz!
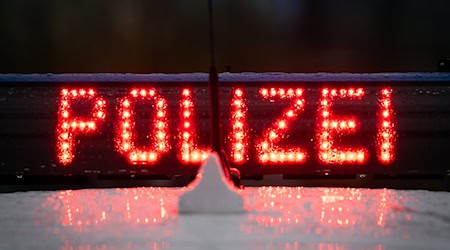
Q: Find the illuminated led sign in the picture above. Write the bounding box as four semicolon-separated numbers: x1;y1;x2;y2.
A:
0;80;448;180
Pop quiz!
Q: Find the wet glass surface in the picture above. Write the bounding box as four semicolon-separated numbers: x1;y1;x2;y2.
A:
0;187;449;249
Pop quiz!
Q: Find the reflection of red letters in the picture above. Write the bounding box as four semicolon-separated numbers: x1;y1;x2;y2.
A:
116;88;169;164
57;88;106;165
229;88;249;164
179;88;210;164
317;88;367;164
377;88;396;164
256;88;307;164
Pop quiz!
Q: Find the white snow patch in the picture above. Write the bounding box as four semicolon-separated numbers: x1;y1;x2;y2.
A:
178;153;244;214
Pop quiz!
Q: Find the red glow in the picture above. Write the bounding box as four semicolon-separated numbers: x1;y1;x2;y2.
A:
179;88;210;163
56;88;106;165
229;88;249;164
377;88;396;164
115;88;169;164
317;88;367;164
317;188;362;227
55;188;180;229
257;88;307;164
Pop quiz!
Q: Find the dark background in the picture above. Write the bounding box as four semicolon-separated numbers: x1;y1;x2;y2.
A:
1;0;450;73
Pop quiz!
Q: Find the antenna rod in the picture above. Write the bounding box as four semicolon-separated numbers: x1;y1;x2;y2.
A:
208;0;221;153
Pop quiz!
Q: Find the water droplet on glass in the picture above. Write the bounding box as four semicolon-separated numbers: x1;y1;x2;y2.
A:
8;88;14;95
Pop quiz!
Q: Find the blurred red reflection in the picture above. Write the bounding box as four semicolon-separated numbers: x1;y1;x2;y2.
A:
53;188;182;229
243;187;395;235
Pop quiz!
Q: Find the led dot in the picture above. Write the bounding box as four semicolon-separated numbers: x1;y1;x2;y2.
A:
61;133;69;140
79;89;86;96
269;131;277;139
62;89;69;96
183;89;190;96
140;89;147;96
278;120;286;129
139;153;147;161
122;100;130;108
287;89;294;96
235;89;243;97
357;152;365;161
261;88;269;97
270;153;277;161
286;110;294;117
122;133;130;139
348;121;356;128
149;89;155;96
88;89;95;96
270;88;277;96
157;111;164;118
62;111;69;118
288;153;294;160
149;152;157;161
87;122;95;129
